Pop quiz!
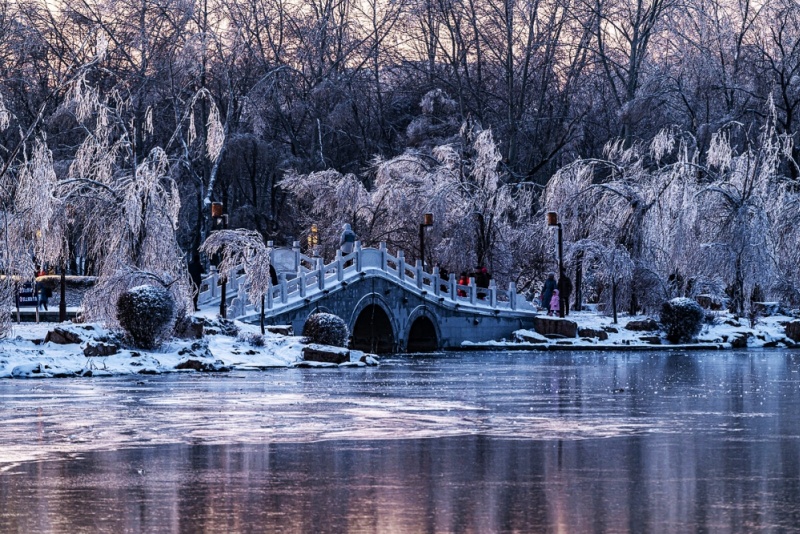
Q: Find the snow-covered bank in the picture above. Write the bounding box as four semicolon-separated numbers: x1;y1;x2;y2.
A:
0;318;377;379
463;310;799;351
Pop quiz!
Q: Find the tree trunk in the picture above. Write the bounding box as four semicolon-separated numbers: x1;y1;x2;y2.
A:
611;280;618;324
574;250;583;312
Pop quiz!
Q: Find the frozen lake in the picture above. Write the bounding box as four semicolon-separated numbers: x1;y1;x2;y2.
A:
2;349;800;532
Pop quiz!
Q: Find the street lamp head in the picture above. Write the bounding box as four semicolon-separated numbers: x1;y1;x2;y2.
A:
422;213;434;226
546;211;559;226
211;202;224;218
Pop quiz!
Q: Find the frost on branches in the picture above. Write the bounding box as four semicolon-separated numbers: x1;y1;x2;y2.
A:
281;114;538;288
57;79;192;326
542;101;800;317
200;229;273;306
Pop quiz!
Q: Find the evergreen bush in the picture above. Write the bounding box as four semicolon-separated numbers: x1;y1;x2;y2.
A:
302;312;349;347
660;297;704;344
117;285;176;349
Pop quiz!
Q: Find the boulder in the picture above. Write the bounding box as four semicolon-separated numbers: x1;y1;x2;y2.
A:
175;359;229;372
786;320;800;342
752;302;780;317
728;332;750;348
174;317;204;339
266;325;293;336
578;328;609;341
624;318;659;331
177;341;213;360
83;342;119;357
603;326;619;334
302;344;350;364
513;329;548;344
533;317;578;338
639;336;662;345
44;328;82;344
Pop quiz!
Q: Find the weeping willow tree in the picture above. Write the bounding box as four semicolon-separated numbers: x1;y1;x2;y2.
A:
47;76;226;327
281;121;539;287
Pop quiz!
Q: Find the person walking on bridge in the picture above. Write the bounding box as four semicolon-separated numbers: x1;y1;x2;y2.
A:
340;223;357;267
340;223;357;254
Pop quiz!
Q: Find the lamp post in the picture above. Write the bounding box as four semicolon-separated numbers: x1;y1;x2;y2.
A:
419;213;433;268
546;211;565;318
211;202;228;318
308;223;319;256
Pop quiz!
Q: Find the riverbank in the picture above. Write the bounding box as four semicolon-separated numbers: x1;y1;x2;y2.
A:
0;315;383;379
463;310;798;351
1;308;797;379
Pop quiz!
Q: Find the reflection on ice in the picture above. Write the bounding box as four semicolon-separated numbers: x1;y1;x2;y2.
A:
1;350;800;531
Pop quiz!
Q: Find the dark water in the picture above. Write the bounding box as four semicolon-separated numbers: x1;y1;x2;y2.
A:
2;350;800;533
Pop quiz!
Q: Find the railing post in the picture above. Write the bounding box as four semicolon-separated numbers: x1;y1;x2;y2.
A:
449;273;456;300
397;251;405;282
433;266;440;296
267;241;274;274
355;241;362;272
317;257;325;290
469;277;477;305
379;242;387;271
509;282;517;310
292;240;301;273
267;284;273;309
299;270;307;298
336;250;343;281
415;260;423;289
489;279;497;307
280;274;288;304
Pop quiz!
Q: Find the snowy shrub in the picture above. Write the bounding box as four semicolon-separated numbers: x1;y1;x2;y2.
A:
117;285;176;349
237;332;265;347
302;313;349;347
660;297;705;344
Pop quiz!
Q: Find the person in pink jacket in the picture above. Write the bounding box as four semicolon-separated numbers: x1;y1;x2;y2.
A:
549;289;560;316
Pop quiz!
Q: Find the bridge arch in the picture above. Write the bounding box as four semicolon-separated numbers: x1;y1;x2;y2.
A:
349;294;399;354
404;306;442;353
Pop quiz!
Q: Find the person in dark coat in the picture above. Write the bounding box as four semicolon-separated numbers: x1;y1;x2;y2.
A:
541;273;557;313
269;263;278;286
189;254;203;311
475;266;490;299
36;280;51;311
340;223;357;254
558;274;573;316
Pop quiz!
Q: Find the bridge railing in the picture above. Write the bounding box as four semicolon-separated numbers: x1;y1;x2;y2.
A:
199;240;519;315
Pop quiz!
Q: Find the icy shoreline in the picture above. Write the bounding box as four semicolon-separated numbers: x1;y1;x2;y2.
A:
0;309;797;379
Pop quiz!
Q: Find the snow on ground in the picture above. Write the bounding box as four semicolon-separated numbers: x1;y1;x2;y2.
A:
463;310;798;350
0;318;313;379
1;305;797;379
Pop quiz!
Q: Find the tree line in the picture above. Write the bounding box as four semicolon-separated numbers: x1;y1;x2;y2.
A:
0;0;798;324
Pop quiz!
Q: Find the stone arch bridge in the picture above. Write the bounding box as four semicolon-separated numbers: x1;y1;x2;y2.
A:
199;243;537;353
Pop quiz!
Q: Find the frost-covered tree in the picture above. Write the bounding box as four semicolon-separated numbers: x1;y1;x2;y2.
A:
281;119;538;285
200;229;273;332
54;78;224;325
